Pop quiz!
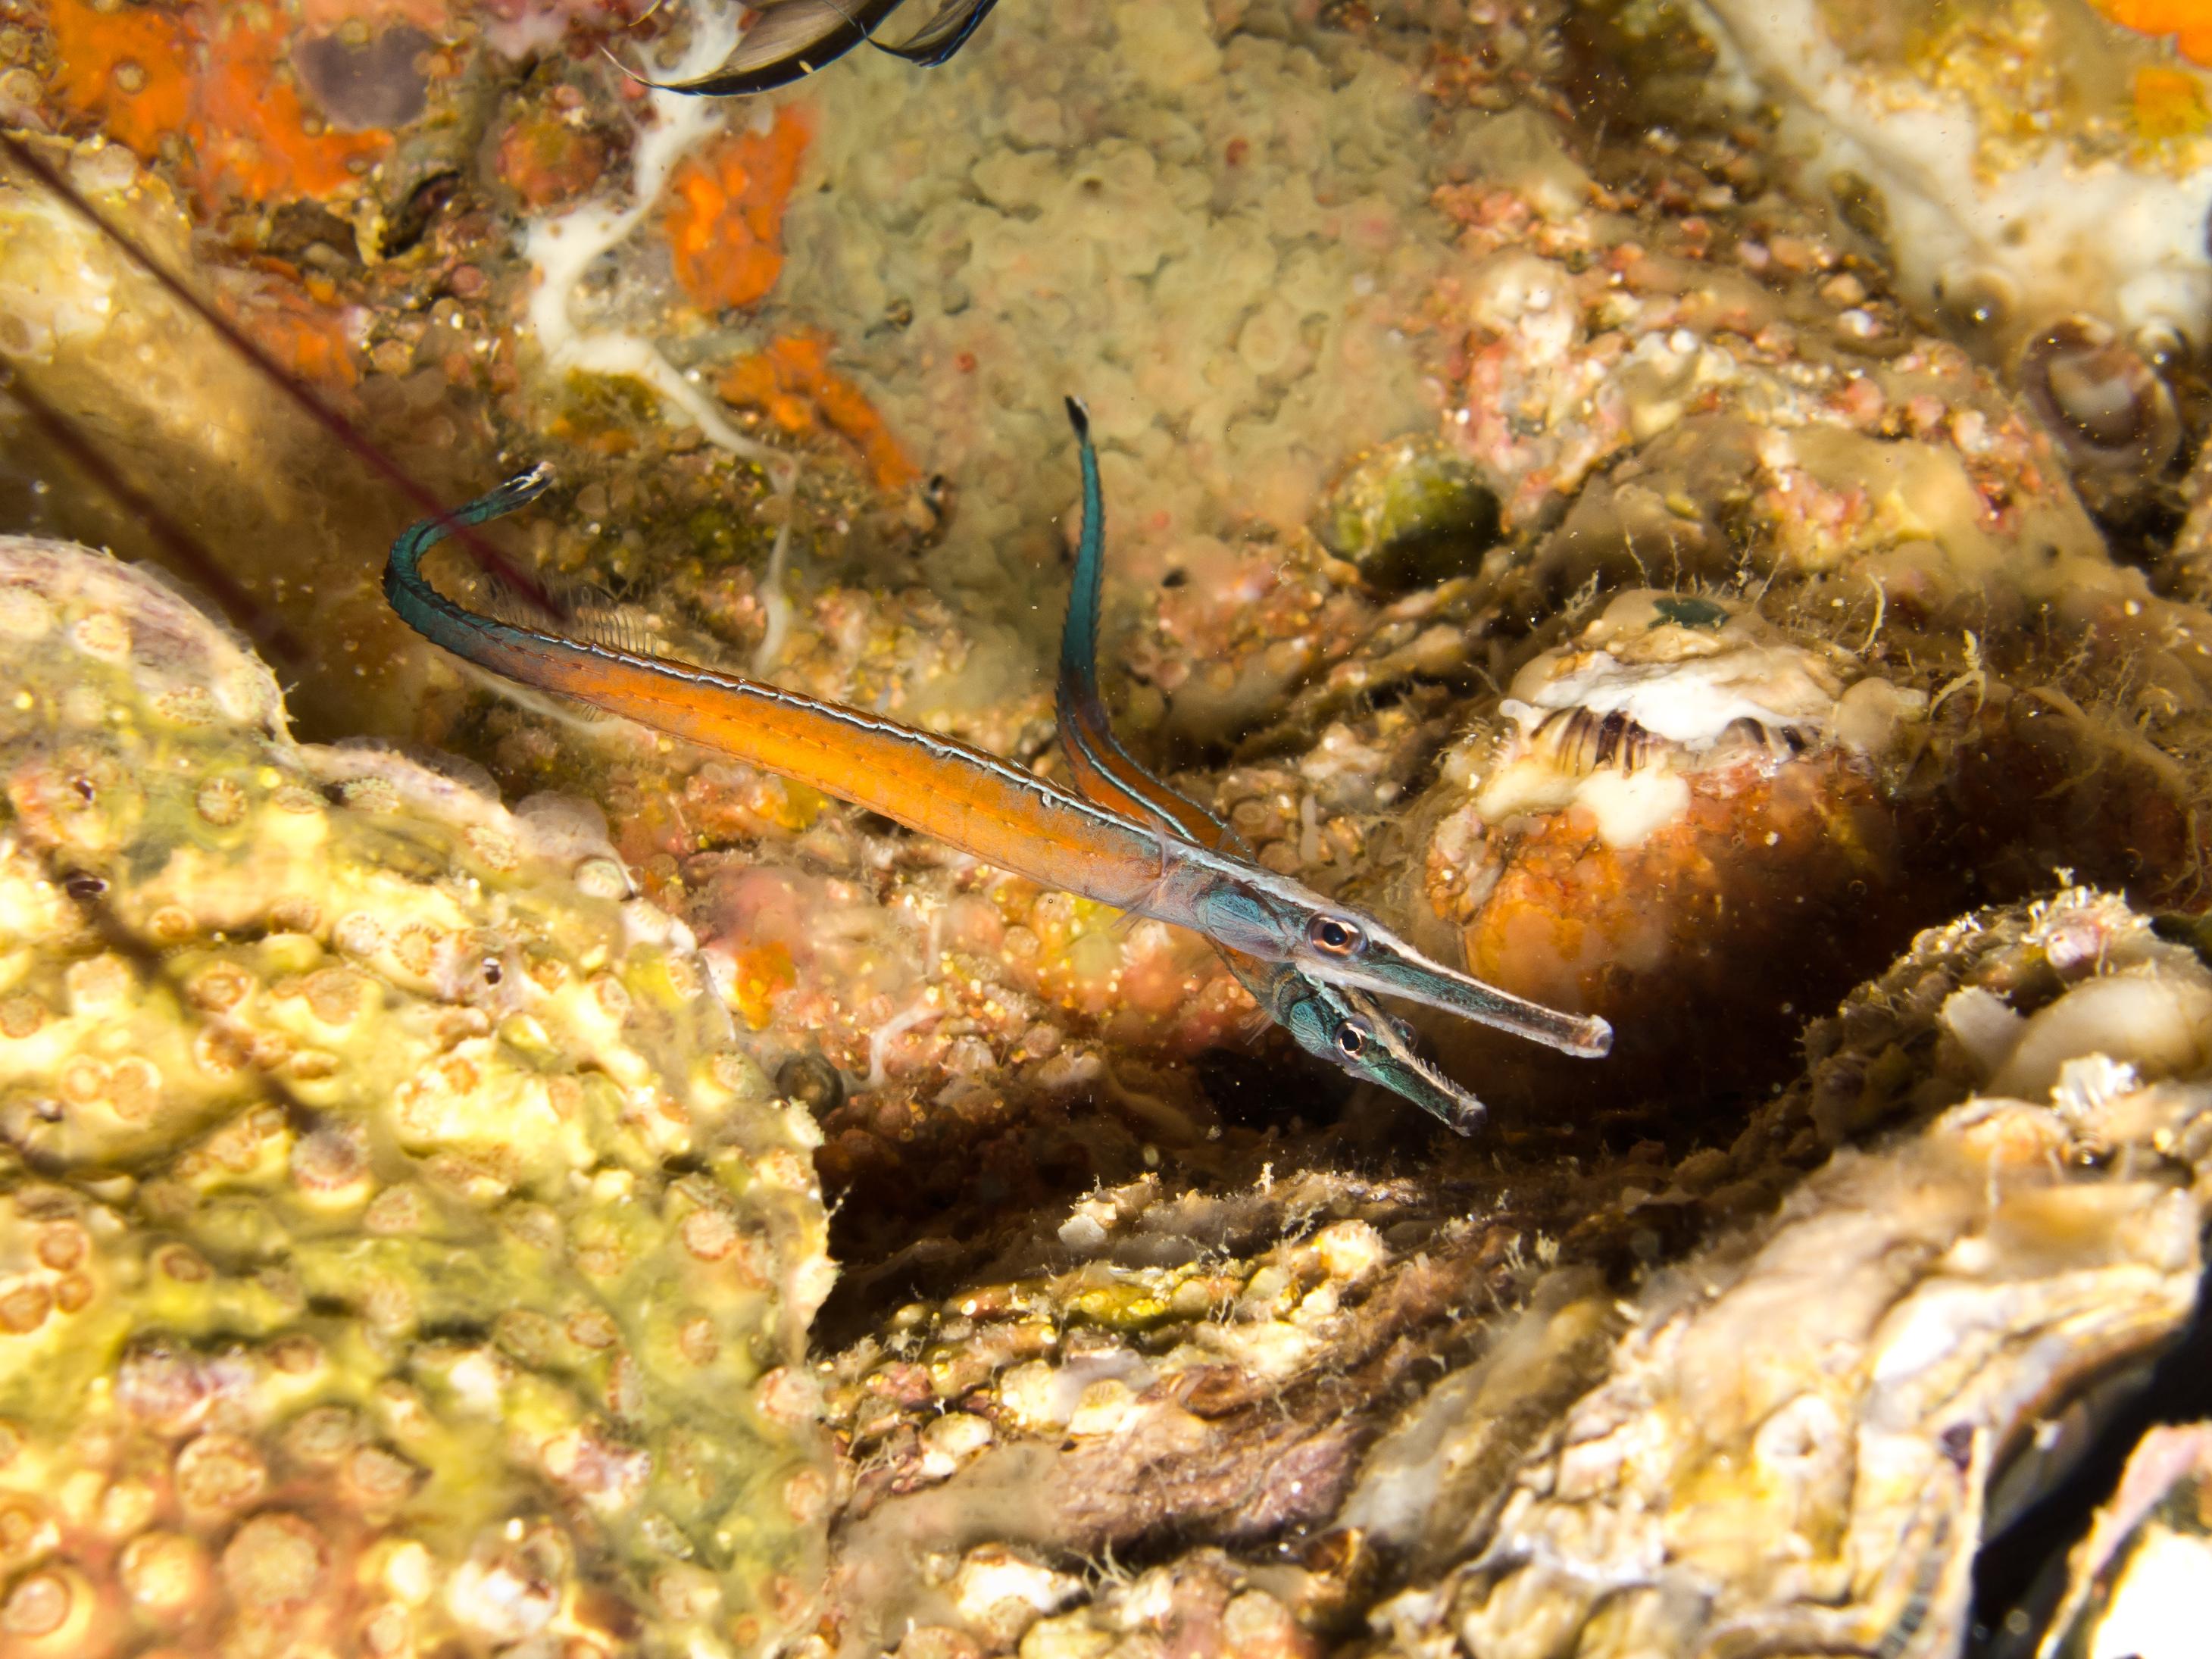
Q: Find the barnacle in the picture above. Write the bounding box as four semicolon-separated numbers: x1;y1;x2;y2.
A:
1398;589;1926;1105
0;536;833;1657
2017;313;2183;509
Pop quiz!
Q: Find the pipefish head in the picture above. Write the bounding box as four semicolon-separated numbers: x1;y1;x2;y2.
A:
1303;908;1614;1059
1190;865;1613;1061
1264;967;1487;1136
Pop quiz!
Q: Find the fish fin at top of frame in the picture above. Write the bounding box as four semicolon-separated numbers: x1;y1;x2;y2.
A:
615;0;995;96
870;0;1000;64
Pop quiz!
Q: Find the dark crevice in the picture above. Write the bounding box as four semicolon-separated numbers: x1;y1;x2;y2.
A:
1967;1231;2212;1656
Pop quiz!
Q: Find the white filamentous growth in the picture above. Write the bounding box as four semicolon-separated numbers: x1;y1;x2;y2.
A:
755;509;794;675
522;2;805;664
867;995;944;1089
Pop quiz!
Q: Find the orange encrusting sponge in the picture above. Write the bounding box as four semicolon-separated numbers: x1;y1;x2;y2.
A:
718;332;921;492
2092;0;2212;66
46;0;392;206
661;105;817;313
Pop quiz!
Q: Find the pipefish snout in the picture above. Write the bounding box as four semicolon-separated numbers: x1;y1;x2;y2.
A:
385;446;1612;1071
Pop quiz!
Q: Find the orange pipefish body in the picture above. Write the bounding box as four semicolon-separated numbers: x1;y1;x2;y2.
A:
386;467;1175;912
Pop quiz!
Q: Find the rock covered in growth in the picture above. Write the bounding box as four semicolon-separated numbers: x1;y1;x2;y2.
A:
815;1168;1535;1655
834;887;2212;1655
780;0;1469;589
1570;0;2200;524
1684;0;2211;373
1254;81;2212;1105
1361;886;2212;1657
1402;587;1923;1100
0;539;835;1658
0;133;520;742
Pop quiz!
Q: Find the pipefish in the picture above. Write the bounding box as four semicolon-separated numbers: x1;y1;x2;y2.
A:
388;467;1609;1059
1053;398;1491;1133
0;114;1605;1068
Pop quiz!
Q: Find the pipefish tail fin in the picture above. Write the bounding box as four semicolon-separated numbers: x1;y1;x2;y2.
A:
617;0;904;95
386;467;558;649
386;466;652;733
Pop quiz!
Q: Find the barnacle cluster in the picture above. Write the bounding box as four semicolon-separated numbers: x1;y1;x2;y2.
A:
1683;0;2212;363
0;537;833;1657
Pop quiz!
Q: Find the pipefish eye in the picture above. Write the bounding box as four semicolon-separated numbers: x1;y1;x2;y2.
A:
1308;915;1364;956
1334;1017;1371;1058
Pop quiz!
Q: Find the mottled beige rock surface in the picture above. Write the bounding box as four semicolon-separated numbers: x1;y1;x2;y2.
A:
0;538;834;1657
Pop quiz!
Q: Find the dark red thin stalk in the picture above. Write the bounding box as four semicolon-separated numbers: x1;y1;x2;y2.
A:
0;365;308;668
0;130;557;614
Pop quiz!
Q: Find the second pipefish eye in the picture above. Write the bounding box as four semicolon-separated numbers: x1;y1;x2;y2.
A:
1334;1018;1371;1057
1308;915;1364;955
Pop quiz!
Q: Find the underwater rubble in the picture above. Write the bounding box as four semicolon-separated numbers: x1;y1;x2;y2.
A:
808;886;2212;1656
2;0;2212;1656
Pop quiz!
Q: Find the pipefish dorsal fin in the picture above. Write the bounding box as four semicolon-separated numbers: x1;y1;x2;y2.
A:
478;575;663;661
1056;396;1247;858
